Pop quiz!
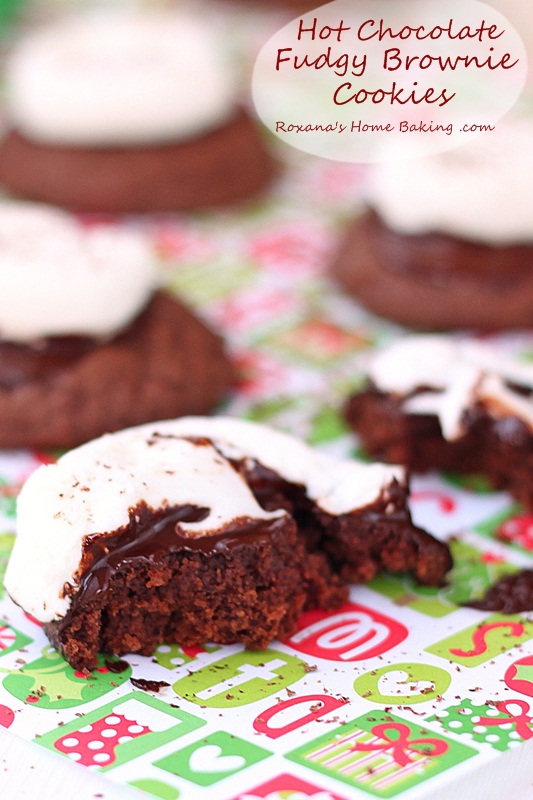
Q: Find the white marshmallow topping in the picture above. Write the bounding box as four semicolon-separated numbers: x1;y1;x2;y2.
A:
0;202;156;341
367;335;533;440
369;120;533;245
6;10;236;146
5;416;403;622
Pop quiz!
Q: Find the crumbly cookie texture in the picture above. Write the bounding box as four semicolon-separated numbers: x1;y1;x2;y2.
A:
6;417;451;669
346;335;533;507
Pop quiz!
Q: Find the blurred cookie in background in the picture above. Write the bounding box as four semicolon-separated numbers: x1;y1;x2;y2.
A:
344;334;533;507
330;119;533;330
0;8;276;212
0;201;234;448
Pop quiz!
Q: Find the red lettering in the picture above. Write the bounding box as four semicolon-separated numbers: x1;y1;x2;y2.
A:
286;603;407;661
253;694;346;739
450;621;525;658
298;18;351;42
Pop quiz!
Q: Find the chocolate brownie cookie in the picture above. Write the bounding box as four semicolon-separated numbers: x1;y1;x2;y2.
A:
345;336;533;508
5;417;451;669
0;11;275;212
331;121;533;330
0;110;276;214
0;202;233;448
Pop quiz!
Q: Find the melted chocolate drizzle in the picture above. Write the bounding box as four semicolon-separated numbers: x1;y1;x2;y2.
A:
71;502;284;607
56;450;450;641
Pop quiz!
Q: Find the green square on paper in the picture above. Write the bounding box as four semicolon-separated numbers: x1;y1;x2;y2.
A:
428;697;526;753
154;730;271;787
286;711;476;798
166;258;257;304
425;613;533;667
368;573;456;618
0;0;22;27
35;691;205;771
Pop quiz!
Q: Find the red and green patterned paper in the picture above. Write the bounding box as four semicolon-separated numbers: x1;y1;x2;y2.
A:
1;4;533;793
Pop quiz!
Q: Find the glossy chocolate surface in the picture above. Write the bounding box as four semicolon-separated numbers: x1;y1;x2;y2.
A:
365;210;533;285
331;211;533;330
68;502;287;607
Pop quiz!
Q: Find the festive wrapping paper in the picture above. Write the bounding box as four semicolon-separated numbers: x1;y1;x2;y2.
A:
1;2;533;798
0;149;533;800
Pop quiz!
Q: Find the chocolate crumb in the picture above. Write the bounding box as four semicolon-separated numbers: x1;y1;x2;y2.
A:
465;570;533;613
130;678;170;692
105;658;130;673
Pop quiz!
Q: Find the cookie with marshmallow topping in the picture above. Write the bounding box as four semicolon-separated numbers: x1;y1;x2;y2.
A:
345;335;533;507
331;120;533;330
0;10;275;212
0;202;233;448
5;416;451;669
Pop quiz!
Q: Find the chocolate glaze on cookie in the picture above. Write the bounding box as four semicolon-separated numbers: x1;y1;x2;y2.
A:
331;212;533;330
43;476;448;671
238;459;448;586
0;335;99;389
45;506;313;670
331;122;533;330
